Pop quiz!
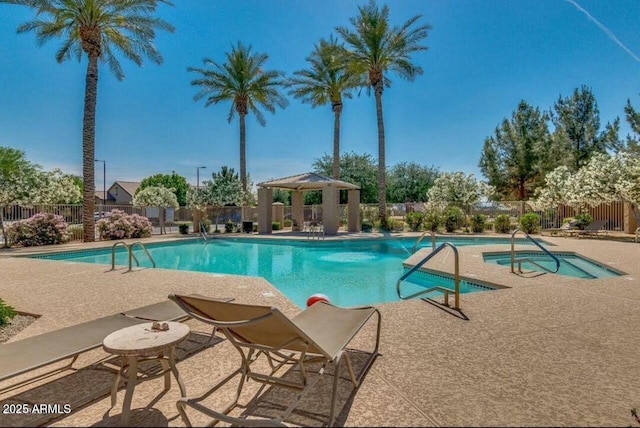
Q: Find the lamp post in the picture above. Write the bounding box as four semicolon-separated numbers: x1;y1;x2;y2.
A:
196;166;207;190
94;159;106;217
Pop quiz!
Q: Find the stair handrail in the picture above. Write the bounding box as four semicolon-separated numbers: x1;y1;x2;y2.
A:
128;241;156;271
111;241;138;271
412;229;436;253
397;242;460;310
200;221;209;241
510;228;560;274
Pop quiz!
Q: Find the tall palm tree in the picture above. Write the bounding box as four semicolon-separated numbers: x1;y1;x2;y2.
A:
189;42;288;198
287;36;362;181
337;0;430;228
3;0;174;242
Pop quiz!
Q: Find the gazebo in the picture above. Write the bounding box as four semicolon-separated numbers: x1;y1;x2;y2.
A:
256;172;361;235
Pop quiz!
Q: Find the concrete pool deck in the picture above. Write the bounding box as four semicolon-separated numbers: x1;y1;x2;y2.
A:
0;233;639;426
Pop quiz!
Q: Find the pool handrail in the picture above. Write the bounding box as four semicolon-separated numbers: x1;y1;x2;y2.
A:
510;229;560;274
412;230;436;253
397;242;460;310
111;241;138;271
200;221;209;241
128;241;156;271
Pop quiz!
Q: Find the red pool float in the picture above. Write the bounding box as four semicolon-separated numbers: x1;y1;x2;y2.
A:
306;293;331;307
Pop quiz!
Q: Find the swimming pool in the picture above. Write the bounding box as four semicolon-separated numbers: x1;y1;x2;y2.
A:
33;237;524;308
483;251;623;279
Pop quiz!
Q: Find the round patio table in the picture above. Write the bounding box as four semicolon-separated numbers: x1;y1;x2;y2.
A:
103;321;190;425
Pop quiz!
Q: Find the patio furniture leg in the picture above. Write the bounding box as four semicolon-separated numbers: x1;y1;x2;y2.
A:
110;356;126;408
121;356;138;425
159;351;171;390
170;346;187;397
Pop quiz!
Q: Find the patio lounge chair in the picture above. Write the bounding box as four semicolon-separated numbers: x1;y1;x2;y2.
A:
168;294;382;427
0;295;231;394
575;219;609;238
540;220;578;237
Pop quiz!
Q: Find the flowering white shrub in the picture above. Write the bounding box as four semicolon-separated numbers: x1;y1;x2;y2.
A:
6;212;70;246
133;186;178;208
427;172;494;208
97;209;152;240
31;169;82;204
533;151;640;222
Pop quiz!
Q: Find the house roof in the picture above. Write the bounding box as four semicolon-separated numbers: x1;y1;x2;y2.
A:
94;191;114;201
257;172;360;191
110;181;141;197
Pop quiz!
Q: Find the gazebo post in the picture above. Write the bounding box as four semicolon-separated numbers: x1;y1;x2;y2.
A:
322;184;338;235
348;189;361;232
258;187;273;234
291;191;304;231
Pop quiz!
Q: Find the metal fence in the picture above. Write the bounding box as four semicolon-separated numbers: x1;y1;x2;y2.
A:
399;200;627;232
179;201;630;232
0;200;631;245
1;204;150;243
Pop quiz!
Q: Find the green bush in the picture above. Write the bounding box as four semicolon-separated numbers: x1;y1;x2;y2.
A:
0;298;17;326
423;210;442;232
470;214;487;233
387;218;404;232
6;212;71;247
574;213;593;230
225;220;234;233
178;224;189;234
405;212;424;232
201;218;212;233
494;214;512;233
272;221;281;231
283;219;292;228
97;209;153;240
444;206;465;232
362;221;373;232
519;213;541;234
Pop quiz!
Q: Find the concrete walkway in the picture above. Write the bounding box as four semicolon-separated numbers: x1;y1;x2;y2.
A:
0;234;638;426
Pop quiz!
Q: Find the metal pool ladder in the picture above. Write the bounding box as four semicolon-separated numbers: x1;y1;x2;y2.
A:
200;221;209;241
111;241;156;272
510;229;560;274
412;230;436;253
397;242;461;310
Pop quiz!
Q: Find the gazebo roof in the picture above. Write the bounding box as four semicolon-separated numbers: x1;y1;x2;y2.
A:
257;172;360;191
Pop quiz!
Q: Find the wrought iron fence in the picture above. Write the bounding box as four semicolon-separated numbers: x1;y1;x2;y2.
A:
400;200;627;232
0;199;631;245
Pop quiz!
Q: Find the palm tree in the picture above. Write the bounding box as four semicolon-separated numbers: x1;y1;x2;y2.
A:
287;36;362;181
3;0;174;242
189;42;288;199
337;0;430;228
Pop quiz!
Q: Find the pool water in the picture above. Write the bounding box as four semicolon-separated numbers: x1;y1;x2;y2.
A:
483;252;622;279
33;237;520;308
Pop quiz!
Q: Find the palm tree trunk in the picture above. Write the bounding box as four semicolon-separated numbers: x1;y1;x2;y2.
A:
239;112;247;200
332;104;342;181
374;83;387;228
82;55;99;242
333;103;342;207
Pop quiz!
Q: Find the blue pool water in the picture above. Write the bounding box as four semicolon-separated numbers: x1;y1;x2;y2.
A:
483;252;622;279
33;237;525;308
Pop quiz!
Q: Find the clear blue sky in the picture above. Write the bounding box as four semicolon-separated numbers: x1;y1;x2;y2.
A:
1;0;639;191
